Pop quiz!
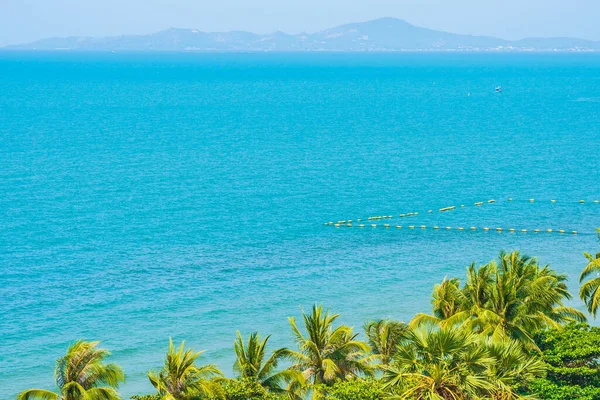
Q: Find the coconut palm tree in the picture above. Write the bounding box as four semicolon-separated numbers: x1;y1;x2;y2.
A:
412;251;586;348
363;319;408;366
411;276;469;328
287;305;373;398
18;340;124;400
579;250;600;318
383;326;494;399
471;251;585;346
148;339;222;400
233;331;300;394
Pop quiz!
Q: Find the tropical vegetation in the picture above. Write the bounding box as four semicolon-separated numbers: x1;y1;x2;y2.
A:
148;339;223;399
410;251;586;349
18;249;600;400
526;323;600;399
17;340;125;400
232;331;299;395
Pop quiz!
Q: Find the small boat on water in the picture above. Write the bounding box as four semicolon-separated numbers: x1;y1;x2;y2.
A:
495;86;502;92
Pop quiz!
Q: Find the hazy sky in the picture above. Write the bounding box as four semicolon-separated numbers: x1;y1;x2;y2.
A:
1;0;600;46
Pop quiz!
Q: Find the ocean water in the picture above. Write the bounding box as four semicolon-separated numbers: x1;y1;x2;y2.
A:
1;52;600;398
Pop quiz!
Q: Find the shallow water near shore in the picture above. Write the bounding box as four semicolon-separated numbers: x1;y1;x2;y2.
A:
1;52;600;398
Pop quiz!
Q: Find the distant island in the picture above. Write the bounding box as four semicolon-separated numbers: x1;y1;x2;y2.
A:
4;17;600;52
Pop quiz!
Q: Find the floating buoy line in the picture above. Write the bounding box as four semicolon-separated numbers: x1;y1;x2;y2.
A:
324;197;600;235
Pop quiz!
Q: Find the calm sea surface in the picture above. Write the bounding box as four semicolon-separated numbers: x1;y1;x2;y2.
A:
1;52;599;398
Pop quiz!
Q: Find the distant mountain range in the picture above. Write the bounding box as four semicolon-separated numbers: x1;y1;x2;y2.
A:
5;17;600;52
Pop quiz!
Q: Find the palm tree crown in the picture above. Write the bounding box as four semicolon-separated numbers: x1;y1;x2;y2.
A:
363;319;408;366
384;326;494;399
18;340;124;400
412;251;585;348
580;251;600;318
148;339;222;400
287;305;373;388
384;326;545;400
233;331;299;394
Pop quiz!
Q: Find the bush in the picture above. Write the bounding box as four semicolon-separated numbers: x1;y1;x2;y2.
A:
525;324;600;399
325;378;385;400
221;379;283;400
131;395;161;400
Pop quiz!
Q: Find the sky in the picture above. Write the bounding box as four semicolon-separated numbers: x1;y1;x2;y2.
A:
1;0;600;47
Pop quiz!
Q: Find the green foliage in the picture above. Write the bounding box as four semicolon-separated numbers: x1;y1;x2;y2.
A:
412;251;586;349
363;320;408;366
527;379;600;400
148;339;223;400
233;331;299;395
18;340;125;400
383;326;545;400
384;326;494;399
524;324;600;399
221;379;283;400
287;305;373;388
131;395;161;400
324;379;385;400
580;250;600;318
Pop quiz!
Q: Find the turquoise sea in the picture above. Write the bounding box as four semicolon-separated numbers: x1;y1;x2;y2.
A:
1;52;600;398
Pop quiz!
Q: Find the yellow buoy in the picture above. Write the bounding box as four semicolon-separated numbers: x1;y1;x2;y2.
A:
551;199;556;203
384;224;390;228
488;200;496;203
559;230;565;233
335;224;340;228
508;198;513;201
396;225;402;229
446;226;451;230
580;200;585;203
421;225;426;229
359;224;365;228
371;224;377;228
414;212;419;215
470;227;476;230
348;220;352;223
594;200;599;203
428;210;433;213
409;225;415;229
496;228;503;231
458;227;464;230
439;206;456;212
572;231;578;234
461;205;465;208
530;199;534;202
534;229;540;232
347;224;352;227
509;228;515;232
433;226;439;229
389;215;393;218
521;229;527;233
483;227;490;231
400;214;405;217
547;229;553;233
